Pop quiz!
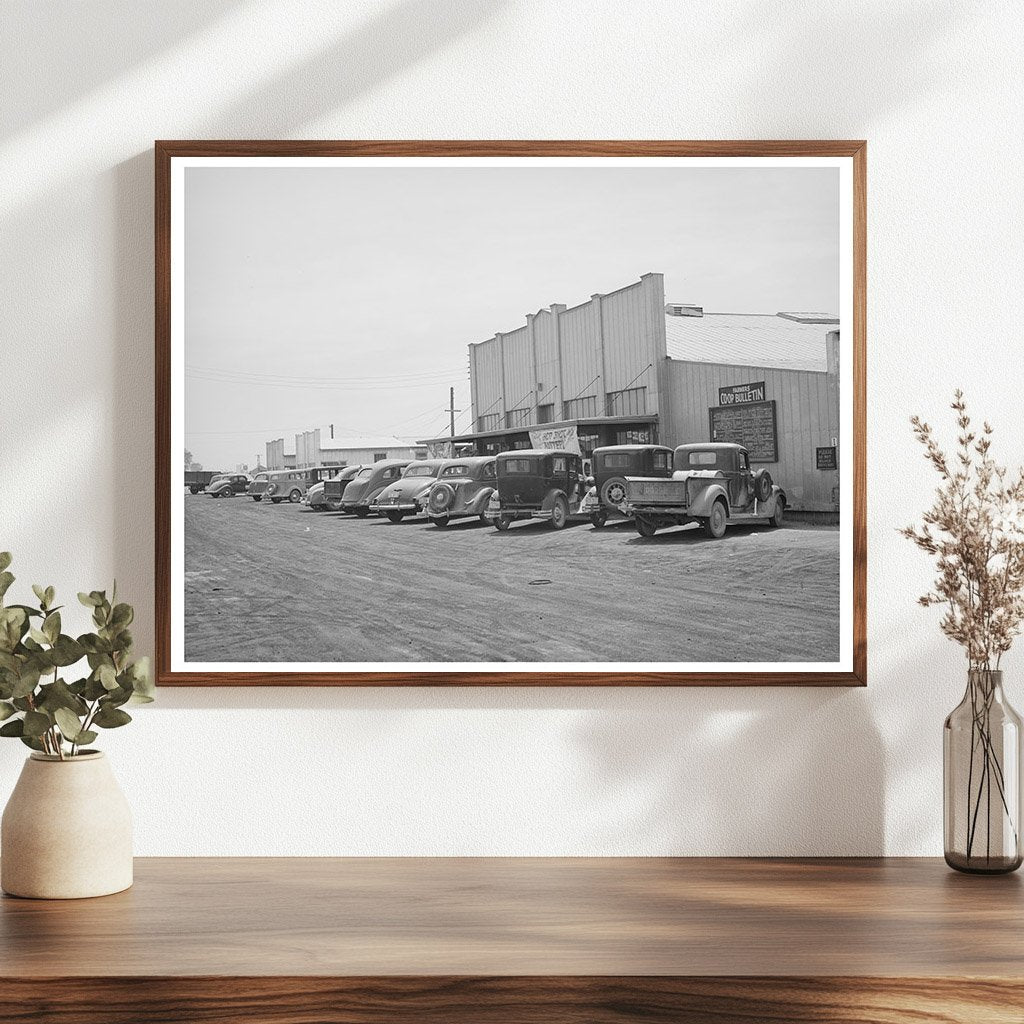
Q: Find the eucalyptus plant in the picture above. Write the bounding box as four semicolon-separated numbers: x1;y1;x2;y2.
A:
0;552;153;759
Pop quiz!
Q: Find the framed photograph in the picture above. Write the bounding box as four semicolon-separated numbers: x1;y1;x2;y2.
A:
156;141;865;686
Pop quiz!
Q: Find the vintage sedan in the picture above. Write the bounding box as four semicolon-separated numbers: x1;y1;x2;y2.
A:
246;472;269;501
425;456;497;527
625;442;786;538
370;460;445;522
321;465;366;510
340;459;412;517
579;444;674;527
206;473;251;498
485;449;587;531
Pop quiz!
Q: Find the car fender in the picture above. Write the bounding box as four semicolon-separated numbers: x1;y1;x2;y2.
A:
687;481;729;518
467;486;494;513
541;488;567;512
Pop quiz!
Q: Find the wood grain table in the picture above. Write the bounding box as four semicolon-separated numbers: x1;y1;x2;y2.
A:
1;857;1022;1023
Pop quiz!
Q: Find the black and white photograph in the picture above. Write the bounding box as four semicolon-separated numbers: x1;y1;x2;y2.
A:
164;149;859;681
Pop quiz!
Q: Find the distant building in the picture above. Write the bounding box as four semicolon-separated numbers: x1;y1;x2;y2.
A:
265;428;426;470
420;273;840;512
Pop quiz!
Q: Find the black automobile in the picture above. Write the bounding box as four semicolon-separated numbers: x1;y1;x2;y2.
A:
581;444;674;527
485;449;587;531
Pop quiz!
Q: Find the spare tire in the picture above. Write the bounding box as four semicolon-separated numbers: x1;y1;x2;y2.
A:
601;477;629;508
753;469;773;503
430;484;454;512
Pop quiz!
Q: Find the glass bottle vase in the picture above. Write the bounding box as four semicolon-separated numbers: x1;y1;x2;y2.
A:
944;669;1023;873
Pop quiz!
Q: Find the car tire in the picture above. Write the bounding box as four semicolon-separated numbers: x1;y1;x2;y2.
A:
478;512;489;524
434;515;450;528
271;497;283;504
288;489;302;503
591;509;608;528
635;517;657;538
703;499;728;539
189;486;200;495
770;498;785;527
386;511;404;523
252;495;262;502
495;515;512;532
354;508;370;518
601;477;628;508
754;470;773;503
550;495;568;530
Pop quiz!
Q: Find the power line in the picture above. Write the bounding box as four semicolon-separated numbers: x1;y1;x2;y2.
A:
186;364;467;385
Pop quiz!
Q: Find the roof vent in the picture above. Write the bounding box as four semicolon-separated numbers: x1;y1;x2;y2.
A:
665;303;703;317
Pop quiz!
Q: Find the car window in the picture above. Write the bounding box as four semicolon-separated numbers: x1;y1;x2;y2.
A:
687;451;719;467
553;457;566;473
503;458;535;474
404;464;438;478
441;464;471;478
357;467;373;478
739;452;749;470
481;462;495;479
602;453;634;470
652;452;669;471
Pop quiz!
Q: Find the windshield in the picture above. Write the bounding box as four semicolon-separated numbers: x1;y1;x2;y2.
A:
404;464;437;478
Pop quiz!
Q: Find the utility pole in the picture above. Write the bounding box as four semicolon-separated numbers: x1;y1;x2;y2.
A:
446;386;461;439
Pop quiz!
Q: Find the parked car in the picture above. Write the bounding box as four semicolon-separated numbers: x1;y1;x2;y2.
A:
425;456;497;527
371;460;446;522
485;449;587;531
340;460;412;517
185;469;221;494
579;444;674;527
321;465;366;510
206;473;251;498
624;442;786;538
248;466;335;504
246;472;270;501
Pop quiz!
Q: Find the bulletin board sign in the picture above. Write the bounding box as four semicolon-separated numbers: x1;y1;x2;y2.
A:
709;400;779;462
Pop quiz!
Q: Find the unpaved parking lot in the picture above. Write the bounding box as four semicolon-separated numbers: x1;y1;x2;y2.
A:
184;495;840;664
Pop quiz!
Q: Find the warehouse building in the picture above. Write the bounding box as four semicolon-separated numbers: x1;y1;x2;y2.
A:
266;428;425;470
421;273;840;512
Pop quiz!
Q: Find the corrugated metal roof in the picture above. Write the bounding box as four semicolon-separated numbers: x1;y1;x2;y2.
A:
664;313;837;372
318;433;424;451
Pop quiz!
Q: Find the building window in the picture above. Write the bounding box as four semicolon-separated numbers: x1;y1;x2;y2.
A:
614;428;652;445
512;437;532;450
477;413;501;433
562;395;598;420
536;403;554;424
576;433;601;457
606;386;648;417
373;452;386;462
506;407;531;429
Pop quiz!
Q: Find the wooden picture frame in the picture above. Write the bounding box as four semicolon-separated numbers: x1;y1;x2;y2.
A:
156;140;866;686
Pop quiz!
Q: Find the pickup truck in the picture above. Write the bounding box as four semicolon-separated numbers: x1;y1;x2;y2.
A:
624;442;786;538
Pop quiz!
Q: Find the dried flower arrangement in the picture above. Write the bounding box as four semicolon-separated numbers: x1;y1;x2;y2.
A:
903;390;1024;869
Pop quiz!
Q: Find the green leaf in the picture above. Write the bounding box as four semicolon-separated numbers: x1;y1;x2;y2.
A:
0;572;14;601
32;584;49;609
78;592;100;608
49;635;85;668
0;701;15;721
92;705;132;729
19;734;45;752
0;718;24;737
80;633;112;655
74;730;98;746
36;678;88;716
53;707;85;742
44;586;55;608
42;611;60;643
11;665;41;699
0;606;27;651
110;603;134;630
22;710;51;738
29;626;49;646
0;552;11;573
98;663;118;690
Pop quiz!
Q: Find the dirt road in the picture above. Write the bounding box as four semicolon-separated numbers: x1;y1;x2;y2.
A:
183;496;841;664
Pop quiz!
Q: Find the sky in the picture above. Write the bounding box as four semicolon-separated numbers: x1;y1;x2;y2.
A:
184;164;839;471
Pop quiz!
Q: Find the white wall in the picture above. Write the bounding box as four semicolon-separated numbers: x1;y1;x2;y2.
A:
2;0;1022;855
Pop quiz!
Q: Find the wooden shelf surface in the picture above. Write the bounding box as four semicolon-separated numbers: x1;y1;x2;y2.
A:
2;857;1023;1022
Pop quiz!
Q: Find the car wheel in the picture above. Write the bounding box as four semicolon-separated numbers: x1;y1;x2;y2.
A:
703;499;728;539
354;508;370;518
189;486;199;495
478;512;489;524
635;517;657;538
770;498;785;527
495;515;512;532
288;489;301;503
601;477;628;507
434;515;450;528
550;495;568;530
271;497;283;504
252;495;262;502
591;509;608;528
386;511;404;523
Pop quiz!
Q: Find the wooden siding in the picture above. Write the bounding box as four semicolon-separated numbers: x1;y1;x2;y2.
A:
664;359;840;511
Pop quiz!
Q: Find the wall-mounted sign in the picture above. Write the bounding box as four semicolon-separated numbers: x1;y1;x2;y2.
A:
816;446;838;470
709;400;778;462
718;380;766;406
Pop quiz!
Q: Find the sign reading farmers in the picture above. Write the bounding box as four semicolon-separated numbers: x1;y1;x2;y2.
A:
718;381;766;406
709;400;778;462
529;425;581;455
